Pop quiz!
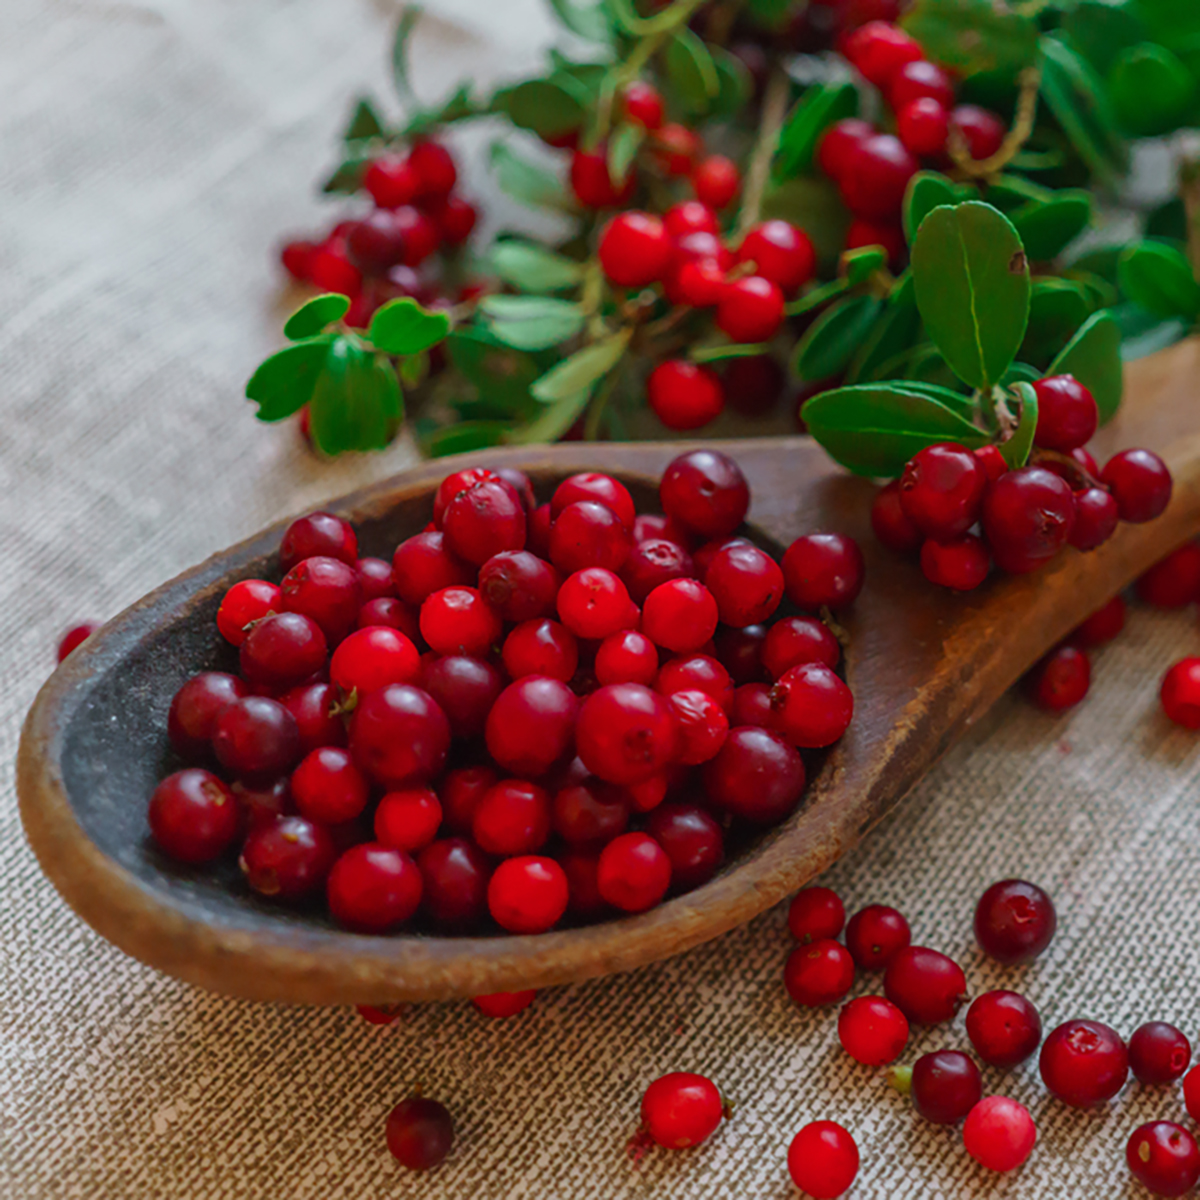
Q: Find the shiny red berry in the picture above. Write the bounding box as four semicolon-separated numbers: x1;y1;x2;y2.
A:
575;683;678;785
478;550;560;623
785;938;856;1007
442;478;526;565
420;655;504;740
737;220;816;295
966;989;1042;1068
1127;1121;1200;1197
982;465;1076;573
1025;643;1090;711
817;118;874;182
556;567;633;639
550;501;632;576
597;831;671;912
845;904;911;969
392;530;473;606
660;449;749;539
1069;486;1120;551
621;80;664;129
240;814;337;900
787;1121;859;1198
716;274;785;343
963;1096;1036;1172
330;626;420;696
148;769;240;863
641;1073;724;1149
485;676;578;777
1161;657;1200;727
871;480;922;554
1101;448;1172;523
782;533;865;610
1129;1022;1192;1085
217;580;280;646
1032;374;1099;452
167;672;247;759
769;662;853;748
839;133;918;219
327;842;422;932
838;995;909;1065
599;211;672;288
647;359;725;430
703;726;805;823
912;1050;982;1125
974;879;1056;964
788;886;845;943
385;1096;454;1171
349;684;450;788
642;579;719;654
889;59;955;110
408;141;457;198
646;803;724;891
921;535;990;591
374;787;442;854
417;837;491;926
487;855;569;933
691;154;741;209
1039;1019;1128;1107
280;512;357;572
884;945;967;1025
950;105;1006;161
900;442;987;539
365;156;420;208
897;98;949;156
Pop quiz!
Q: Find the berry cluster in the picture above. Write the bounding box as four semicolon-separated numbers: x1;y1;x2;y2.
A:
147;450;862;937
279;139;477;331
871;373;1172;592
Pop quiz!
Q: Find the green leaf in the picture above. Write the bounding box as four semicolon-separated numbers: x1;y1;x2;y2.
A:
664;28;721;114
1136;0;1200;71
507;388;593;443
1000;382;1038;469
1048;309;1123;424
904;172;968;244
398;350;429;389
1118;240;1200;320
246;336;333;422
345;97;385;141
493;76;588;141
490;141;570;212
481;295;586;351
760;177;853;270
1147;198;1187;243
745;0;792;26
1020;278;1092;367
710;48;753;120
490;240;584;293
308;339;399;456
911;201;1031;392
885;378;977;415
546;0;612;42
841;246;887;287
367;298;451;356
1010;191;1093;262
792;296;884;382
1108;43;1195;138
322;152;371;195
999;361;1042;388
786;278;851;317
531;330;632;403
690;341;772;363
901;0;1040;77
422;420;509;457
801;383;990;477
447;328;542;416
847;274;922;384
392;7;421;102
982;174;1052;214
284;294;351;340
607;123;645;185
1117;309;1189;360
773;83;858;182
1061;0;1147;76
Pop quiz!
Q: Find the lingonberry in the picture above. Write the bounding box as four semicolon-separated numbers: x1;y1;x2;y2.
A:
642;579;719;654
345;211;408;272
327;842;422;932
442;478;526;565
966;990;1043;1068
148;769;240;863
558;848;604;916
884;945;967;1024
417;837;491;925
330;626;420;696
233;777;294;833
703;542;784;628
897;98;950;157
620;79;664;129
556;567;633;639
280;681;346;754
646;803;724;891
1072;594;1126;647
787;1121;859;1198
660;449;749;539
900;442;987;539
1185;1066;1200;1121
419;655;504;739
871;479;922;554
1161;657;1200;728
439;766;497;834
550;500;632;575
595;629;659;686
291;746;369;824
621;538;695;604
1039;1019;1128;1106
647;360;725;430
280;239;317;281
1025;643;1090;711
626;772;671;814
348;684;451;788
889;58;955;110
839;133;918;220
597;832;672;912
640;1072;724;1149
502;616;580;683
1032;374;1099;452
974;879;1056;964
598;212;672;289
788;886;845;943
550;473;634;528
410;140;458;198
471;776;553;858
240;814;337;900
981;465;1076;573
385;1096;454;1171
356;557;396;602
737;220;816;295
307;245;362;295
974;444;1009;482
472;990;538;1019
655;654;734;714
552;773;629;844
668;689;729;764
494;467;534;513
280;512;357;573
713;623;767;684
212;696;301;782
1101;447;1173;522
962;1096;1037;1172
817;117;874;181
419;586;502;657
1069;486;1120;551
785;938;856;1007
433;467;497;526
703;726;805;822
575;683;678;785
921;535;990;591
374;787;442;854
715;274;786;343
691;154;740;210
670;229;734;274
280;555;361;644
1129;1022;1192;1085
843;20;922;86
664;199;720;238
239;611;328;689
769;662;854;748
950;105;1006;161
665;256;729;308
365;155;419;208
168;672;247;759
652;122;702;176
485;676;579;776
911;1051;982;1125
1137;543;1200;608
845;905;911;970
430;194;477;246
478;550;560;622
391;530;473;606
1127;1121;1200;1197
355;1002;404;1025
217;579;280;646
570;148;633;208
487;855;569;933
838;995;909;1065
782;533;865;611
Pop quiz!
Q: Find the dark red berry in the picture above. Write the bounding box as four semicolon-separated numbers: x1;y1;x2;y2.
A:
974;879;1056;964
788;886;845;943
385;1096;454;1171
472;990;537;1019
442;478;526;565
1137;543;1200;607
646;803;724;891
419;655;504;739
884;945;967;1025
392;530;473;607
785;938;856;1007
737;220;816;295
595;629;659;686
345;211;408;272
713;623;767;685
478;550;560;622
963;1096;1037;1172
501;618;578;682
408;141;457;198
787;1121;859;1199
703;726;805;823
327;843;422;932
148;769;240;863
439;765;496;834
472;779;552;857
550;501;632;575
1129;1022;1192;1085
921;535;990;590
576;683;678;785
668;689;729;764
233;777;294;833
691;154;740;210
871;480;922;554
1025;644;1090;711
280;681;346;755
900;443;987;540
1187;1067;1200;1122
374;787;441;853
240;612;328;689
552;772;629;844
551;473;636;528
213;696;300;781
716;274;786;343
292;746;370;824
485;676;578;776
950;105;1006;161
1162;657;1200;727
1101;448;1172;523
597;831;671;912
1127;1121;1200;1197
556;567;633;639
966;990;1043;1068
845;904;911;970
431;195;477;246
1039;1019;1128;1107
417;837;491;926
217;580;280;646
240;814;337;900
487;855;569;933
621;538;695;605
168;672;247;759
655;654;734;714
647;360;725;430
280;512;357;573
356;557;395;603
1072;594;1126;647
1032;374;1098;452
782;533;864;610
982;465;1076;573
640;1072;723;1149
349;684;450;788
420;586;502;657
843;20;922;87
838;995;909;1065
704;542;783;627
660;449;749;540
621;80;664;129
1069;486;1120;551
839;133;918;220
769;662;854;748
911;1050;982;1125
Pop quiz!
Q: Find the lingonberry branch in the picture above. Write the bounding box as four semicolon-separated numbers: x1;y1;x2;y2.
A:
734;66;791;240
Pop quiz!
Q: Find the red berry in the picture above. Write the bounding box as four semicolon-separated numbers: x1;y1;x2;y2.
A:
168;672;247;759
433;467;497;526
570;148;634;208
1072;594;1126;647
327;842;421;932
900;442;987;539
839;133;918;219
307;246;362;295
911;1050;982;1124
419;587;502;657
1069;486;1120;552
561;849;607;917
550;501;632;575
576;683;678;785
597;831;671;912
239;814;337;900
668;689;729;764
1031;374;1099;452
281;512;357;572
737;221;816;295
845;217;906;269
417;837;491;925
838;995;909;1065
963;1096;1037;1172
1127;1121;1200;1197
552;772;629;845
280;681;346;755
385;1096;454;1171
478;550;560;622
769;662;853;748
871;480;922;554
782;533;865;610
660;450;749;540
239;612;327;690
281;555;362;643
472;779;552;857
950;105;1006;161
817;118;874;182
898;98;950;157
787;1121;859;1198
664;200;719;238
974;879;1056;964
280;239;317;282
715;275;786;343
843;20;922;87
373;787;442;854
889;59;956;110
218;579;280;646
501;618;577;683
981;465;1076;573
148;769;240;863
645;803;724;891
652;122;702;176
788;886;845;943
485;676;579;776
1137;543;1200;607
974;444;1009;482
212;696;301;781
330;626;420;696
1129;1022;1192;1085
442;478;526;565
291;746;369;824
921;534;990;590
621;80;664;129
345;211;408;272
704;541;784;627
349;684;450;788
365;156;420;208
785;937;856;1007
388;205;442;267
691;154;741;210
640;1072;723;1149
472;990;537;1018
1185;1066;1200;1121
1161;657;1200;727
621;538;695;605
845;904;911;969
557;567;633;639
665;257;728;308
647;360;725;430
551;472;635;528
713;623;768;684
642;579;719;654
655;654;734;714
1025;643;1090;711
392;530;473;607
633;513;694;549
420;655;504;739
431;195;477;246
884;945;967;1024
703;726;805;822
1039;1019;1129;1107
966;990;1042;1068
487;855;569;933
599;211;672;288
356;557;395;602
408;141;457;198
595;629;659;686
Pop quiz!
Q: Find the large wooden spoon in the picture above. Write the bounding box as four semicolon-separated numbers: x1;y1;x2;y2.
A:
17;339;1200;1005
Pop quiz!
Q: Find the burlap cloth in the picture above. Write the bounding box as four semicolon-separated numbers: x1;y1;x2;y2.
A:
4;2;1199;1196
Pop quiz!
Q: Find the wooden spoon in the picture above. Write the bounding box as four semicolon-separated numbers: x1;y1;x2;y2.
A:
17;339;1200;1005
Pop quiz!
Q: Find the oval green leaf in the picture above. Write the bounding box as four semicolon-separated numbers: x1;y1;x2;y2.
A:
664;28;721;114
999;382;1038;469
903;172;965;244
773;83;858;182
901;0;1039;77
1048;309;1123;423
531;330;632;403
490;240;584;293
1118;240;1200;320
246;336;334;422
1010;191;1093;262
368;297;451;356
494;77;587;140
284;294;352;341
1108;43;1195;138
792;296;883;382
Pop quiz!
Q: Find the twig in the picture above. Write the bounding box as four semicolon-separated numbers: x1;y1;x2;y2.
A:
735;67;791;241
1178;133;1200;282
948;66;1041;181
584;365;623;441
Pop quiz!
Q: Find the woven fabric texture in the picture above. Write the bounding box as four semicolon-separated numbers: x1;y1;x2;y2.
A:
4;2;1200;1197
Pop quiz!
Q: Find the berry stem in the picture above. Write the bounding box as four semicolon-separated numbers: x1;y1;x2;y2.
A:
735;68;792;241
1178;132;1200;282
948;66;1041;180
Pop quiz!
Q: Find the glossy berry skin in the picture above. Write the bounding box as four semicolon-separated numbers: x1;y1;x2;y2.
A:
1032;375;1098;452
557;568;633;640
788;886;845;943
477;550;559;623
570;148;632;208
622;539;694;608
664;199;719;238
844;20;922;87
884;946;967;1025
280;555;361;643
1129;1022;1192;1085
641;1073;723;1149
703;726;805;823
646;803;724;891
921;535;990;591
551;472;635;528
704;542;783;628
1137;544;1200;608
890;59;955;110
1161;657;1200;728
365;155;419;208
575;683;678;785
420;655;504;740
327;843;422;932
330;626;420;697
279;682;345;755
737;220;816;294
660;449;749;540
487;855;569;933
239;814;337;900
900;443;987;540
982;466;1076;573
356;557;395;603
552;772;629;845
668;689;729;764
911;1051;982;1125
656;655;734;714
838;996;909;1065
472;779;552;857
871;480;923;554
420;587;502;658
598;212;672;288
647;360;725;430
597;832;671;912
898;98;950;157
1073;594;1126;647
280;512;357;573
963;1097;1037;1172
787;1121;859;1199
1127;1122;1200;1197
595;630;659;686
391;531;473;607
1026;644;1090;711
374;787;442;854
472;990;537;1019
974;879;1056;964
1184;1066;1200;1121
550;501;632;576
950;105;1006;161
713;623;768;684
417;837;491;926
212;696;300;782
785;938;856;1007
291;747;370;824
769;662;853;748
1102;448;1173;523
433;467;497;527
168;672;247;759
349;685;450;788
817;117;874;182
845;905;911;970
148;769;240;864
782;533;865;611
690;153;740;209
442;478;526;566
486;676;579;777
839;133;918;220
1070;487;1120;552
502;619;578;683
667;257;729;310
966;990;1043;1068
239;612;327;689
621;80;664;129
386;1096;454;1172
716;274;785;343
1039;1019;1128;1107
642;579;719;654
217;579;280;646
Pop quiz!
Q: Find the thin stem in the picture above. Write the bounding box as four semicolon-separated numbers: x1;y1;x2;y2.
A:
1178;132;1200;282
948;66;1041;181
735;67;791;241
584;364;623;440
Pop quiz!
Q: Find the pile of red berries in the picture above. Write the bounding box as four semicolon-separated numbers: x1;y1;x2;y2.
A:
817;19;1010;266
147;449;863;938
871;374;1172;594
279;139;477;331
